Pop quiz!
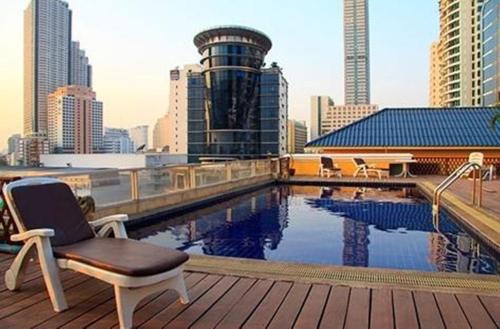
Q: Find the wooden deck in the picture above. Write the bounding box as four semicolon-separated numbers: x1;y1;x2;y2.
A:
0;253;499;328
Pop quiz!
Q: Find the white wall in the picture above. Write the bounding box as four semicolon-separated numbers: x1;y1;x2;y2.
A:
40;153;188;169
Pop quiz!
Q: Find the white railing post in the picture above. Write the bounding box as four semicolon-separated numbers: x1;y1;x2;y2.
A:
226;162;232;182
130;170;139;201
189;166;196;189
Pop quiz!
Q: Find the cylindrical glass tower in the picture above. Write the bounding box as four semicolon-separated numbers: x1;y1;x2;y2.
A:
194;26;272;159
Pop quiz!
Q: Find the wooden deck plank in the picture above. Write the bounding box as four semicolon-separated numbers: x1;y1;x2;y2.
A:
434;293;471;329
164;276;239;328
268;282;311;329
457;294;497;329
479;295;500;327
1;276;107;328
370;288;394;329
242;281;292;329
215;279;274;329
191;277;256;329
0;268;76;309
87;274;201;329
110;273;207;329
319;286;350;329
393;289;418;329
344;288;370;329
138;274;222;329
0;273;88;320
294;284;331;329
413;290;445;329
34;288;115;329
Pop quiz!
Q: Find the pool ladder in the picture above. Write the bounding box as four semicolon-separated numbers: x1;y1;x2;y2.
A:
432;161;483;225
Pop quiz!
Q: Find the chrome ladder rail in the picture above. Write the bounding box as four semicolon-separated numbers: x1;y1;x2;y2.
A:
432;161;483;226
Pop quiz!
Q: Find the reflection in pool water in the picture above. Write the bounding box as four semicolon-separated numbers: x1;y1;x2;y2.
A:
130;185;499;274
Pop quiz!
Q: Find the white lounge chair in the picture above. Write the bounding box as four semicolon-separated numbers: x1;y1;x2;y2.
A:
320;157;342;178
3;177;190;329
352;158;389;179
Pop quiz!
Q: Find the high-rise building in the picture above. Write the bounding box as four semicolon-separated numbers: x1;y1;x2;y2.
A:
47;85;103;154
429;41;442;107
103;128;134;154
153;115;169;151
344;0;371;105
310;96;334;140
7;134;22;155
433;0;484;107
260;64;288;157
19;133;50;166
129;125;149;151
70;41;92;88
482;0;500;106
310;96;378;139
191;26;287;162
287;120;307;154
24;0;72;136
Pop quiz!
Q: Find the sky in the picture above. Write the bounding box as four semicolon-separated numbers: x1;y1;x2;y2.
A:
0;0;439;150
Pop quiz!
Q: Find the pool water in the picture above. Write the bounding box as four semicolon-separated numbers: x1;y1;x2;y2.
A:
130;185;499;274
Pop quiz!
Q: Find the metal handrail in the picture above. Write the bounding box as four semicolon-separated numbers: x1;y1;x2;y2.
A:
432;161;483;224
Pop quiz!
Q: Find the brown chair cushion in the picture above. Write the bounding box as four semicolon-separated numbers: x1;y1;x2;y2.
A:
11;183;95;246
54;238;189;277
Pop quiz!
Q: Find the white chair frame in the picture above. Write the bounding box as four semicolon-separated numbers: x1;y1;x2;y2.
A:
319;164;342;178
352;160;386;179
3;177;189;329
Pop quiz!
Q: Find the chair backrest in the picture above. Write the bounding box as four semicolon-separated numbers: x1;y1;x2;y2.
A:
468;152;484;167
3;178;95;247
352;158;366;167
321;157;334;169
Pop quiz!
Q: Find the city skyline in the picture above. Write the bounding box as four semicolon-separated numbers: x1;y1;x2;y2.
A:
0;0;439;150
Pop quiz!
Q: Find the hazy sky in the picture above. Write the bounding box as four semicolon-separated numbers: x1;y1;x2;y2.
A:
0;0;438;150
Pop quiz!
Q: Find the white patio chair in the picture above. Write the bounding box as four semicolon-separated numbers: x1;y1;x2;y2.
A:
3;177;190;329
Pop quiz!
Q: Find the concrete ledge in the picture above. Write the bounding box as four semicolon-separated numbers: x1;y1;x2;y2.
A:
186;254;500;295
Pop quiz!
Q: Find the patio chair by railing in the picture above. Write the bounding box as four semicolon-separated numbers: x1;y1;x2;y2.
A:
3;178;190;329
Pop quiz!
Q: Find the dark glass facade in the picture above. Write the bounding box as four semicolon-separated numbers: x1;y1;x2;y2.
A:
192;26;275;161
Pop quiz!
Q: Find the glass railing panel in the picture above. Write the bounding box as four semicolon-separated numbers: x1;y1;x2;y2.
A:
58;171;133;207
255;160;271;175
137;166;191;198
231;161;253;180
194;164;227;187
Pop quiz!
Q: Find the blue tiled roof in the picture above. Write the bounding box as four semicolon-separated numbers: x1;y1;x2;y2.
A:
306;107;500;148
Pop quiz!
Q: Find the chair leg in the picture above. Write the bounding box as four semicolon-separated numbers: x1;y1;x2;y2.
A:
363;168;369;178
353;168;360;178
36;237;68;312
170;273;190;304
4;239;36;291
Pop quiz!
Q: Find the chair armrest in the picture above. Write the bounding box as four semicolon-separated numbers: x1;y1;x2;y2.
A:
11;229;55;242
89;214;129;228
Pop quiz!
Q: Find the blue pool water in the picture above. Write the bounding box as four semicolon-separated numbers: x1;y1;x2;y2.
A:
130;185;499;274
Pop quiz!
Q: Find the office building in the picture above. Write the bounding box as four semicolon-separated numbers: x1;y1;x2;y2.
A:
260;64;288;157
19;133;50;166
153;115;169;151
8;134;22;155
344;0;371;105
24;0;71;136
70;41;92;88
433;0;484;107
310;96;334;140
429;41;442;107
164;65;202;155
191;26;287;161
287;120;307;154
310;96;378;139
47;85;103;154
482;0;500;106
103;128;134;154
129;125;149;151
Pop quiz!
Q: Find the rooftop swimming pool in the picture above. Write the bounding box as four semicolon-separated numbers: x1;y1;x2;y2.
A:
130;185;499;274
